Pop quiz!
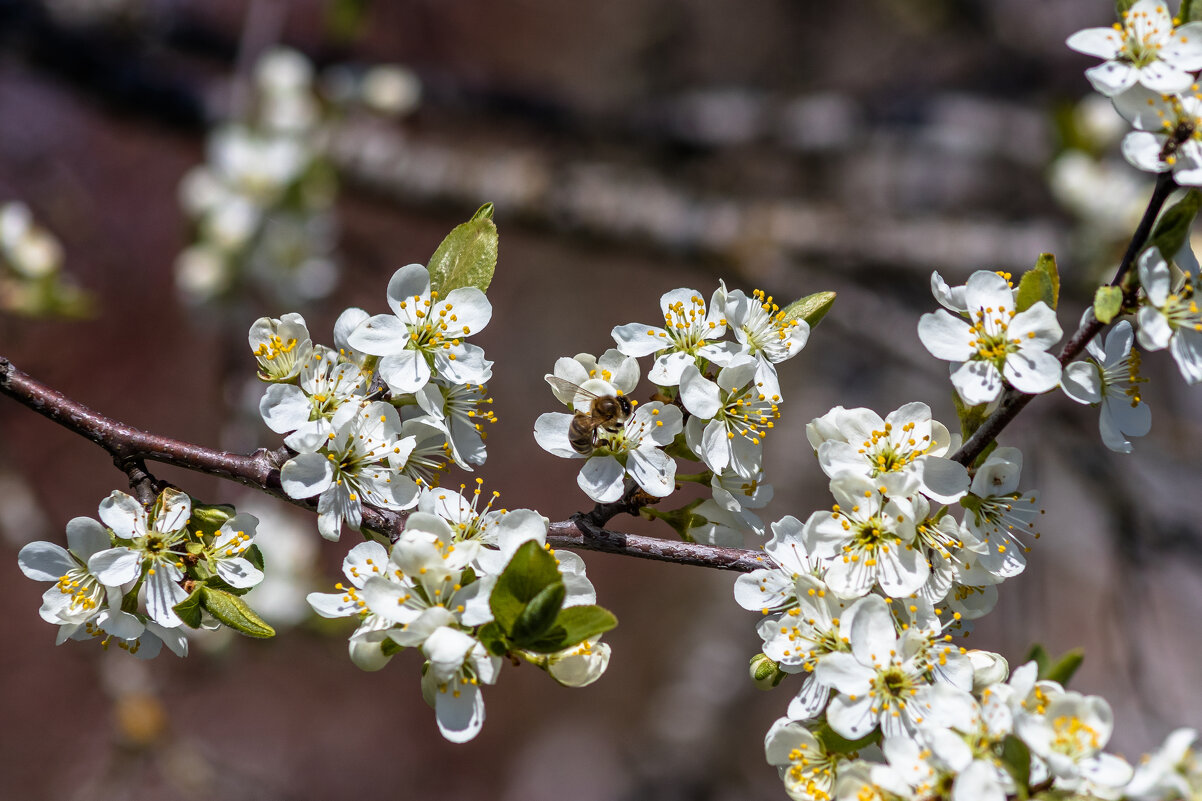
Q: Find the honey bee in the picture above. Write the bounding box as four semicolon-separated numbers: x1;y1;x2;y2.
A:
545;376;633;455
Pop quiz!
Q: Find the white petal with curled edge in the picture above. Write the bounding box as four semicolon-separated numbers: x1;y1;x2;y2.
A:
824;691;877;740
18;541;75;581
579;455;625;503
1003;349;1062;395
916;456;969;503
815;651;874;696
786;674;832;721
317;484;356;541
216;557;264;589
378;349;432;394
1137;306;1173;351
951;360;1003;405
307;590;359;619
146;567;188;628
611;322;670;357
1009;302;1062;349
99;608;145;640
533;412;579;459
1106;391;1151;438
98;492;147;539
918;311;975;361
259;383;311;434
628;447;675;497
1065;26;1122;59
1061;361;1101;404
1171;327;1202;383
647;350;695;386
433;677;485;744
147;620;189;658
384;264;431;319
549;641;610;687
66;516;113;560
154;488;192;534
347;313;411;357
280;452;334;500
1122;131;1170;173
1085;61;1139;96
89;547;144;586
1138;61;1193;95
443;287;493;335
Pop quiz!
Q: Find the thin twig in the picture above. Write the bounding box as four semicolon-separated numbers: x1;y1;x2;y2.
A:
952;171;1177;467
0;356;769;571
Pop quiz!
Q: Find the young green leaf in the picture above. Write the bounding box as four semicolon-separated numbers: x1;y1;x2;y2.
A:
427;202;498;295
489;539;563;634
509;582;567;644
1114;0;1136;16
1148;190;1201;261
782;291;836;329
200;585;276;638
172;584;204;629
1093;285;1124;324
1024;643;1051;678
1015;253;1059;313
1000;734;1032;797
1185;0;1202;23
952;390;990;440
1045;648;1085;686
518;604;618;654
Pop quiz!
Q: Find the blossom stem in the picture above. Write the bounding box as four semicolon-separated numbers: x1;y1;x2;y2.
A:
952;171;1177;467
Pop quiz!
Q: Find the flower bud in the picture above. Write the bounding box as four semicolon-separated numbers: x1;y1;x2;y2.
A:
968;649;1010;692
750;653;786;690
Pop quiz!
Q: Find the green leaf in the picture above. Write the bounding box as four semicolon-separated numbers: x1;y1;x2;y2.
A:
518;604;619;654
172;585;204;629
1093;285;1124;324
489;540;563;634
1000;734;1032;797
1015;253;1059;313
380;637;404;657
1148;190;1201;261
200;586;275;638
244;544;265;572
1024;643;1051;678
1045;648;1085;686
1182;0;1202;23
782;291;836;329
813;721;880;755
427;203;498;295
476;622;509;657
510;582;567;644
1115;0;1137;16
952;390;990;440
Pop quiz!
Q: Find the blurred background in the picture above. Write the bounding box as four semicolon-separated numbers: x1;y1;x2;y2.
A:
0;0;1199;798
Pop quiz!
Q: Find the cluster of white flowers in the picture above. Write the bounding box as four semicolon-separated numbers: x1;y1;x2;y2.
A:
176;48;338;304
18;488;265;659
306;481;611;742
535;284;808;543
0;201;90;316
253;262;497;541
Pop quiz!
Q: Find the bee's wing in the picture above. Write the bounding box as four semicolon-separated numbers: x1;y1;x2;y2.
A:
545;375;599;407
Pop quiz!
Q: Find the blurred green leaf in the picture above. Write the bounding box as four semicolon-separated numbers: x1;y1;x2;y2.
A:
1148;190;1201;262
1093;285;1124;324
782;291;836;329
1015;253;1059;312
428;203;498;295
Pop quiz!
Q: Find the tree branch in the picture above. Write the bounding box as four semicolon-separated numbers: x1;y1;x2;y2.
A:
0;356;769;572
952;171;1177;467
